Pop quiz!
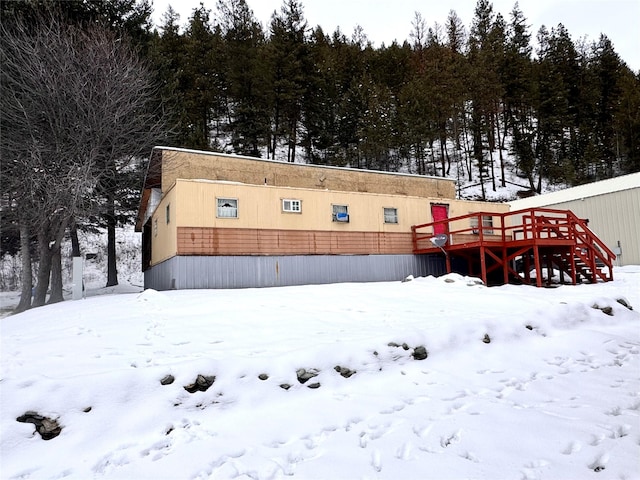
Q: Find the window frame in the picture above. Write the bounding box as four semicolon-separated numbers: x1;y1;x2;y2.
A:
471;214;494;235
282;198;302;213
216;197;239;219
332;204;349;222
383;207;398;224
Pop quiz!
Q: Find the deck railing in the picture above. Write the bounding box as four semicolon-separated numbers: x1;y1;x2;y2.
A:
412;207;616;284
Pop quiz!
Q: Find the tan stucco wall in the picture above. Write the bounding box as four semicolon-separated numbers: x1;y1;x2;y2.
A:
149;179;509;265
150;185;178;264
447;200;511;233
174;180;438;232
159;149;456;200
174;180;507;231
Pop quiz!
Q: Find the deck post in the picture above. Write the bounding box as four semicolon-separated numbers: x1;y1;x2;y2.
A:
480;246;487;285
545;251;553;286
533;245;542;288
558;249;566;284
502;246;509;285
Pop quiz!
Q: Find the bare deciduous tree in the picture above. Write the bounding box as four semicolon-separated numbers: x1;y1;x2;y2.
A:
1;11;168;311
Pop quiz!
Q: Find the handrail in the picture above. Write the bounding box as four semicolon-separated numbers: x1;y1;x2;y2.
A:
413;207;615;260
412;206;614;285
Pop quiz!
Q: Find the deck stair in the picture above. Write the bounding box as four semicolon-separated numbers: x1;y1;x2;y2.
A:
412;207;616;287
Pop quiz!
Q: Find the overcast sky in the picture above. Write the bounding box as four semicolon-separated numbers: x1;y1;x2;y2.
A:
151;0;640;72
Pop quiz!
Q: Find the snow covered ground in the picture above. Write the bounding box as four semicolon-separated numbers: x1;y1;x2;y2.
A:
1;267;639;480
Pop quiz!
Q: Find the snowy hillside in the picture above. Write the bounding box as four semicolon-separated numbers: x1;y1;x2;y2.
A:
1;268;639;479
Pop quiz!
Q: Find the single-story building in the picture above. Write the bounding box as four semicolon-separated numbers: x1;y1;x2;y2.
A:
509;172;640;266
135;147;510;290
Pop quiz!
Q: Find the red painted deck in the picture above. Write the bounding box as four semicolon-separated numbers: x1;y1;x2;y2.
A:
412;208;616;287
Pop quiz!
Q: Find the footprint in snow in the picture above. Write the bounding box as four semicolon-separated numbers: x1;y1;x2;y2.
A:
605;406;622;416
440;430;461;448
371;449;382;472
459;451;479;463
561;440;582;455
395;441;413;460
608;423;631;439
589;434;605;446
412;424;432;439
588;452;610;472
380;403;405;414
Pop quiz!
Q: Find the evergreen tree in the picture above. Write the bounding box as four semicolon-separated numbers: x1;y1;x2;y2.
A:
266;0;309;162
150;6;187;145
467;0;502;198
444;10;470;181
616;69;640;173
217;0;269;157
179;5;220;149
590;34;624;177
300;26;339;164
500;3;533;186
332;30;370;168
533;24;581;188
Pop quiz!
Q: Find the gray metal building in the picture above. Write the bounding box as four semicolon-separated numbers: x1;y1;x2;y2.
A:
509;172;640;266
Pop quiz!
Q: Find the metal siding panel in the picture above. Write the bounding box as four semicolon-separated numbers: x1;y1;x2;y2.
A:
538;188;639;265
144;254;446;290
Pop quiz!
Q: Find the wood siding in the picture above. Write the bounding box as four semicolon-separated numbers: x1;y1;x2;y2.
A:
177;227;414;256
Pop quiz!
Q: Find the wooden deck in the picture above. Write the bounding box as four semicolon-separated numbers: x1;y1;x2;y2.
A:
412;208;616;287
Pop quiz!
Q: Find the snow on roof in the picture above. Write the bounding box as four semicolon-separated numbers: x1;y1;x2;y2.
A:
509;172;640;209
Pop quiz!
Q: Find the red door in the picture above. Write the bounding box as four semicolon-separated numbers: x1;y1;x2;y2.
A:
431;204;449;234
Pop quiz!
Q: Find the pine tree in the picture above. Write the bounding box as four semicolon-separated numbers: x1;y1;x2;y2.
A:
590;34;624;177
616;69;640;173
332;30;370;168
217;0;269;157
179;5;220;150
533;24;581;187
501;3;533;187
300;26;339;164
467;0;502;198
265;0;309;162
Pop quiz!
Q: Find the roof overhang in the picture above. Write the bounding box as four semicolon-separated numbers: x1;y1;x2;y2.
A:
135;147;163;231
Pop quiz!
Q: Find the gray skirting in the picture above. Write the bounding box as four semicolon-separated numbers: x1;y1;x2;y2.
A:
144;254;445;290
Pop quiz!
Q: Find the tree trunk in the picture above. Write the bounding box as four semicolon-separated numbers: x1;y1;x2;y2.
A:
288;119;297;163
472;106;485;200
70;219;81;257
15;220;33;313
495;109;506;187
48;247;64;304
271;102;280;160
489;150;496;192
106;191;118;287
33;232;52;307
461;112;473;181
439;132;447;177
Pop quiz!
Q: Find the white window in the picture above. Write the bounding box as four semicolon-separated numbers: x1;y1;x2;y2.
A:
384;207;398;224
153;218;158;237
332;204;349;222
217;198;238;218
471;215;494;234
282;199;301;213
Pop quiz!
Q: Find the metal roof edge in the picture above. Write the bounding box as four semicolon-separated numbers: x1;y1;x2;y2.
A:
509;172;640;209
